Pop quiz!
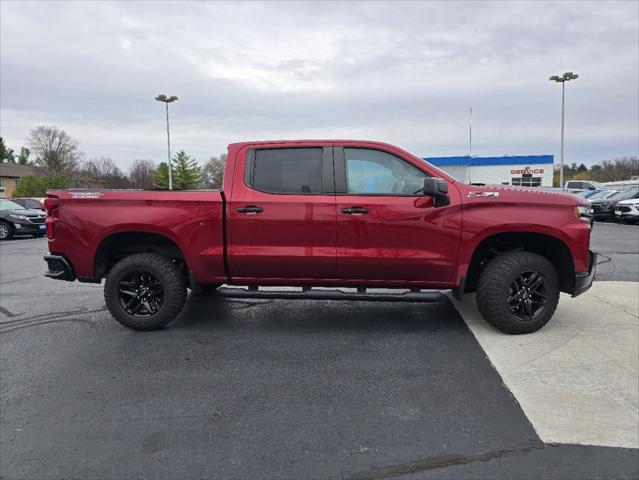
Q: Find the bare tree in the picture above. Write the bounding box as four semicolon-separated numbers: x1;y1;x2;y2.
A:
129;159;156;189
27;126;80;174
201;153;227;189
77;157;129;188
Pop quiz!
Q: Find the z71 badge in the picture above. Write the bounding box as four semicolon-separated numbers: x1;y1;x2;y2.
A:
467;191;499;198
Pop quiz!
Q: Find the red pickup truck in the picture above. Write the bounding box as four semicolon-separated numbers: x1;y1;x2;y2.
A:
43;140;595;334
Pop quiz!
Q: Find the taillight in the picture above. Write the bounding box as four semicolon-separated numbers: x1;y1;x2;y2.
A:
44;196;59;239
44;197;59;216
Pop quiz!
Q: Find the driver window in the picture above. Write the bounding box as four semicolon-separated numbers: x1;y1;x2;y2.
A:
344;148;427;195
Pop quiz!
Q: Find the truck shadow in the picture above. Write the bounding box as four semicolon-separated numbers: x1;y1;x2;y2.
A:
172;294;466;335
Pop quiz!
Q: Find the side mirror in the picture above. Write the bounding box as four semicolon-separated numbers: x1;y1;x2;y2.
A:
423;177;450;207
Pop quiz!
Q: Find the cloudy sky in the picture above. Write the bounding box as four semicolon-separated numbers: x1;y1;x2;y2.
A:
1;1;637;170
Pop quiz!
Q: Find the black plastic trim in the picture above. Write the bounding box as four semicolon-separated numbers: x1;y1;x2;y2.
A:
217;286;444;303
452;275;466;300
43;254;75;282
572;250;597;297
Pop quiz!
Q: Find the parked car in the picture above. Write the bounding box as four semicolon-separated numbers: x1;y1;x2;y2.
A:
11;197;46;211
577;189;610;199
565;180;604;192
0;199;47;240
585;189;618;201
590;188;639;221
43;140;595;335
614;198;639;224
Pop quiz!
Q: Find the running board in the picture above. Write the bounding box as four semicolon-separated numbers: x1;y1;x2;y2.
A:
217;287;444;303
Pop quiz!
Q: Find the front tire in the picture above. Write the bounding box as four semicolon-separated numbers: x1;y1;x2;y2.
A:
476;251;560;334
0;222;14;241
104;253;187;331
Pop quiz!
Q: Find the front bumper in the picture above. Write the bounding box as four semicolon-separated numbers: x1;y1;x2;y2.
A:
591;205;614;219
44;254;75;281
573;250;596;297
614;206;639;220
12;220;47;234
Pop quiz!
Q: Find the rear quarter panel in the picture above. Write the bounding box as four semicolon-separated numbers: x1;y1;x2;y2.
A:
47;190;225;283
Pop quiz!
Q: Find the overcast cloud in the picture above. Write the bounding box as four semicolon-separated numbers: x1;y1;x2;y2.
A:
1;1;637;169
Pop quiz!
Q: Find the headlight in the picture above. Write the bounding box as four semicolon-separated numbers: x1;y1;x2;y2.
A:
9;214;29;220
573;205;591;221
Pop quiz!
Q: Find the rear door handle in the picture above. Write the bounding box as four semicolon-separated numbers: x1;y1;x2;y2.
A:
342;206;369;215
237;206;263;214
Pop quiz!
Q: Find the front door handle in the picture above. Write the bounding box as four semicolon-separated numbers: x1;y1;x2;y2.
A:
237;206;263;214
342;206;369;215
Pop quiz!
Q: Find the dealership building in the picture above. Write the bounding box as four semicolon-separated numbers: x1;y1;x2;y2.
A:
423;155;554;187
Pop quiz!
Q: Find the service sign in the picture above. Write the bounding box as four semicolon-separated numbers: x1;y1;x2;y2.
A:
511;166;545;175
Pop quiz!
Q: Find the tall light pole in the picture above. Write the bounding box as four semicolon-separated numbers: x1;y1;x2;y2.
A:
549;72;578;189
154;94;178;190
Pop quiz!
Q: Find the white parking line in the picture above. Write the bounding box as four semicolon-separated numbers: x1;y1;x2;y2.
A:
450;282;639;448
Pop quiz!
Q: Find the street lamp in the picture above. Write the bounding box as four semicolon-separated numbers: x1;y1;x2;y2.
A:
549;72;578;189
154;94;179;190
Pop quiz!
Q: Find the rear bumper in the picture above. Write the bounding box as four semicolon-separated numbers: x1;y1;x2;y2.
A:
573;250;596;297
44;254;75;281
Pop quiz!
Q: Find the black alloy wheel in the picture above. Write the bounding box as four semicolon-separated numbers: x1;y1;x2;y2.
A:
507;271;548;322
118;269;165;318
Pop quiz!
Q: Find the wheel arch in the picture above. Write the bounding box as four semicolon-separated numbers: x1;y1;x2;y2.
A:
464;231;575;294
94;231;187;281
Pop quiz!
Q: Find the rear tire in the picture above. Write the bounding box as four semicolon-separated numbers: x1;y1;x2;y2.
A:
104;253;187;331
476;251;559;334
0;222;13;241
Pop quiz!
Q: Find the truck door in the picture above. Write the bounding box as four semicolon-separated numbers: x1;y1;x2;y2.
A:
334;146;462;284
227;146;337;280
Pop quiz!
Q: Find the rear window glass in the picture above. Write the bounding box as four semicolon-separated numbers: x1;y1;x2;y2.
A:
251;148;323;194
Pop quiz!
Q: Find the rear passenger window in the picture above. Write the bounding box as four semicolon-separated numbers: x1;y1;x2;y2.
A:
250;148;323;194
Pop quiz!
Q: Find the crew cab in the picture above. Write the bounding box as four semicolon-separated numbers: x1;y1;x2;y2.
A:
43;140;596;334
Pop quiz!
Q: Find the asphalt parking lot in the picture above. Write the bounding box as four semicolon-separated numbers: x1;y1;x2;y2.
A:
1;222;638;479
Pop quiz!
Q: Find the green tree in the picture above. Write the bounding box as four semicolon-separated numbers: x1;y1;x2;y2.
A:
172;151;201;189
0;137;15;163
15;174;70;197
17;147;31;165
153;162;170;189
48;174;69;189
13;174;49;197
577;163;588;173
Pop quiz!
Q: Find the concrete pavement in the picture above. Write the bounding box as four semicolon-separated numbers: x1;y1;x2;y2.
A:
450;281;639;449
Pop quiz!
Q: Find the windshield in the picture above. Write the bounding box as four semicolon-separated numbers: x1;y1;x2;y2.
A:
610;188;639;200
578;190;597;198
0;199;25;210
588;190;616;200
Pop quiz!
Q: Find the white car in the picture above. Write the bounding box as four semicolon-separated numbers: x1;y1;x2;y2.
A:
614;198;639;224
565;180;604;192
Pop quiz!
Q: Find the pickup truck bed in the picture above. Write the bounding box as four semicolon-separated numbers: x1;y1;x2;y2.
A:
46;190;227;285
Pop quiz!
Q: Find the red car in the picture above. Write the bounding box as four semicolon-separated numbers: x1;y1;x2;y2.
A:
43;140;595;334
